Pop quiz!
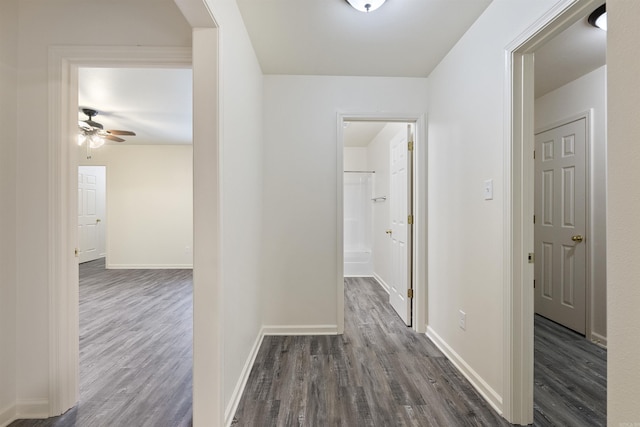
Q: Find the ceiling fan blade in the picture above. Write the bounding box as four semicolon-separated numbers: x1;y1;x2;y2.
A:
104;134;126;143
107;130;136;136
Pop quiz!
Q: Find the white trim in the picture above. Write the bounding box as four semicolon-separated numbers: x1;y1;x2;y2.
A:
0;404;16;427
15;400;49;419
48;45;192;417
224;329;265;427
49;1;221;424
373;273;391;294
262;325;339;336
337;112;427;334
105;264;194;270
590;331;607;348
503;0;601;423
426;327;503;414
344;275;374;278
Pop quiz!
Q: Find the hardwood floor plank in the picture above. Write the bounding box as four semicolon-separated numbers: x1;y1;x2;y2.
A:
10;265;606;426
10;259;193;427
533;314;607;426
233;277;512;427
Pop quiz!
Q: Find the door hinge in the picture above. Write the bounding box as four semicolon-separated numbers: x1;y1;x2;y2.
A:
528;252;535;263
534;279;536;289
408;289;414;299
533;214;536;224
533;150;536;159
408;215;414;225
408;140;414;152
75;248;79;258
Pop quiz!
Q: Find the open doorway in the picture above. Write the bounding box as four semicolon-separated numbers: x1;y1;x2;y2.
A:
339;117;425;330
72;66;194;423
531;5;607;424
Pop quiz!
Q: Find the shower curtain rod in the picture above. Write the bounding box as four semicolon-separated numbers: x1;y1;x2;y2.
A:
344;170;375;173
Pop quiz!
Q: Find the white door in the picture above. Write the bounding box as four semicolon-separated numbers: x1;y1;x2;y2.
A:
534;118;586;334
389;126;413;325
78;166;106;263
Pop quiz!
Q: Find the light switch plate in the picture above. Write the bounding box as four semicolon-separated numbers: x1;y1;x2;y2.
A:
483;179;493;200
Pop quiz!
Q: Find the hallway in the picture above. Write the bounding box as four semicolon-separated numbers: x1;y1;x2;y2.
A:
231;277;509;426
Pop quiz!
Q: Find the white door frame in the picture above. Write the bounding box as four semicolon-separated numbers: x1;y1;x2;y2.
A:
336;113;428;334
48;1;222;424
503;0;600;423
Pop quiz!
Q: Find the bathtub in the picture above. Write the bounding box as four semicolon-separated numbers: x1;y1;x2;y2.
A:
344;249;373;277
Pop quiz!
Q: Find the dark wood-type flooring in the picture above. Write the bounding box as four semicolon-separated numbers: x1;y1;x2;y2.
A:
231;277;511;426
10;258;193;427
11;269;605;426
533;314;606;426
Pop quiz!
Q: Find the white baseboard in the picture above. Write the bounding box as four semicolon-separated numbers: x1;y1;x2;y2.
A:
262;325;338;335
344;275;374;278
426;327;503;415
106;263;193;270
373;273;390;294
590;331;607;348
15;399;49;420
0;403;16;427
225;329;265;427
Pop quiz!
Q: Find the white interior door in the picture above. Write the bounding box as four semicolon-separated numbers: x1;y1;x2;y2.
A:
389;126;412;325
534;118;586;334
78;166;106;263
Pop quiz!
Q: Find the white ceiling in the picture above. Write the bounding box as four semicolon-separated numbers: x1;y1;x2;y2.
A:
76;2;605;147
343;121;388;147
78;67;192;145
534;11;606;98
235;0;493;77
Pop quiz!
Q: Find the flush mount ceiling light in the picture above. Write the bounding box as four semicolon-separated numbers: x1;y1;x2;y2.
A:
588;4;607;31
345;0;386;13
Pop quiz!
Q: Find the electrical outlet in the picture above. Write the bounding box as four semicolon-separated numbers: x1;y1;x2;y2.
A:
459;310;466;331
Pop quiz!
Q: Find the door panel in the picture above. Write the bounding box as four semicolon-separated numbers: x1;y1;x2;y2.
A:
535;118;586;334
389;126;412;326
78;166;106;263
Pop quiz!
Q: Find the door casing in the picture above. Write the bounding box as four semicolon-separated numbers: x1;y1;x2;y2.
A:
48;5;222;423
336;113;427;335
504;0;601;423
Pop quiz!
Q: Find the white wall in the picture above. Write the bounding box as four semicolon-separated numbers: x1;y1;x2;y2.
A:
14;0;191;412
343;147;368;171
535;66;607;342
80;145;193;269
426;0;558;409
262;75;428;329
0;0;18;423
367;123;405;290
201;0;265;419
607;1;640;423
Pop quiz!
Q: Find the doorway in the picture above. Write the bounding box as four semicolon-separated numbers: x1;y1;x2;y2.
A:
78;166;106;264
74;65;194;418
506;0;606;423
337;114;427;334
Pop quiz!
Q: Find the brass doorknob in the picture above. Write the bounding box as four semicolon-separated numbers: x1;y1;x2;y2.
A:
571;235;584;242
385;229;392;235
96;219;102;223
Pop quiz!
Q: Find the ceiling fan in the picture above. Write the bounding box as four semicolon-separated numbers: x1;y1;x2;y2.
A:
78;107;136;143
78;108;136;159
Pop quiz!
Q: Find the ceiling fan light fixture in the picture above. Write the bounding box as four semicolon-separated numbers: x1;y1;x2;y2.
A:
89;134;105;149
77;134;86;146
345;0;386;13
588;4;607;31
